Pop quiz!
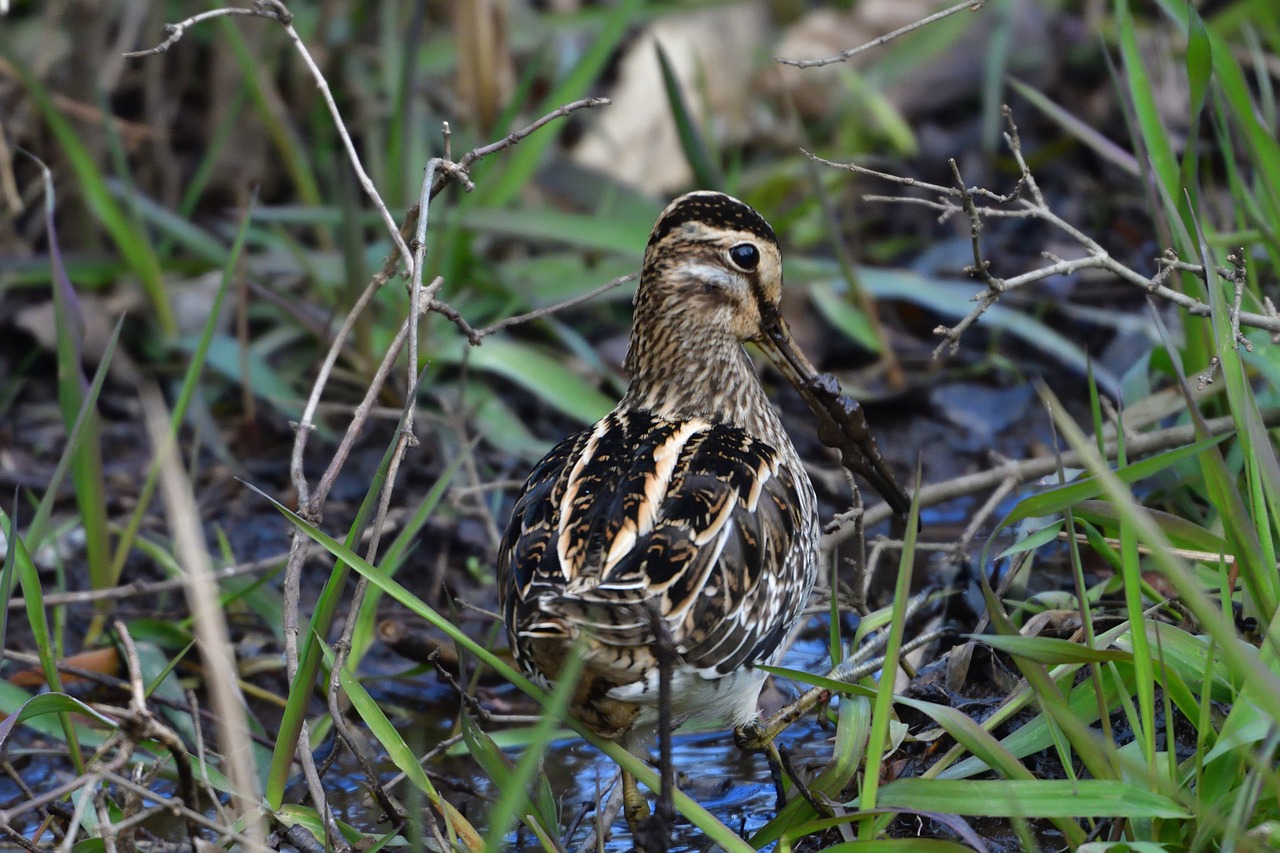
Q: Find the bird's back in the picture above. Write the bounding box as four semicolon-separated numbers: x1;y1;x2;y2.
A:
498;406;817;737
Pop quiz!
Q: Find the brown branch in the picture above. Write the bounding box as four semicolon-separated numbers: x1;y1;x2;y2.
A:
830;407;1280;542
806;108;1280;359
128;1;413;280
471;273;637;341
122;5;283;58
776;1;986;68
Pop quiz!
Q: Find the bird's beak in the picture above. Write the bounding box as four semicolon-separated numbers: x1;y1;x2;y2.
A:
755;306;913;521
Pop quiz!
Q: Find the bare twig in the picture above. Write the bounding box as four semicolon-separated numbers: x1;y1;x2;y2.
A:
776;0;986;68
139;383;268;850
127;1;413;277
1227;249;1252;351
806;108;1280;358
122;6;279;58
833;406;1280;540
471;273;637;342
7;553;284;610
448;98;610;179
1196;356;1220;391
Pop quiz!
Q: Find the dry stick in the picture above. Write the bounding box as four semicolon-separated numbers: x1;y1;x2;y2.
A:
468;272;637;343
112;621;202;842
1056;529;1253;565
123;6;274;57
97;770;268;851
126;1;414;274
1227;249;1252;351
6;553;285;610
139;383;268;851
445;97;610;182
0;821;42;853
804;110;1280;355
839;407;1280;540
775;0;986;68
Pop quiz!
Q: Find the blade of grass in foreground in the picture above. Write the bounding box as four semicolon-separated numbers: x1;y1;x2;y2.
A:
857;467;921;835
264;371;454;808
253;485;754;852
1;509;86;772
21;151;113;595
481;637;584;851
110;196;256;583
323;641;483;851
876;779;1186;819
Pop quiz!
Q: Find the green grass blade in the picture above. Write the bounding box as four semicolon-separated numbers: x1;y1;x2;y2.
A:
1070;500;1228;557
109;197;256;582
0;692;120;747
1115;0;1187;233
999;435;1227;525
877;779;1186;819
656;41;724;190
974;635;1132;665
0;508;85;771
858;470;921;821
0;502;16;666
22;319;123;554
7;58;173;334
20;152;114;590
482;637;585;851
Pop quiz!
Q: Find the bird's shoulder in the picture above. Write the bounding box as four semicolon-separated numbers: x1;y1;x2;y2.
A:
499;408;810;607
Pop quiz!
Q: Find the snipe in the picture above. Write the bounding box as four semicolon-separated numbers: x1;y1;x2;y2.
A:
498;191;906;839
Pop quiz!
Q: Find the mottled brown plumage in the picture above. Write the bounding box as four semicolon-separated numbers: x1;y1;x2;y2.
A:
499;191;820;742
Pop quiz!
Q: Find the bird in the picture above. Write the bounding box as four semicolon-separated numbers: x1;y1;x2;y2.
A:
497;190;906;837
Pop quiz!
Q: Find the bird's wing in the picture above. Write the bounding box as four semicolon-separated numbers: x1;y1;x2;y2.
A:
499;408;813;677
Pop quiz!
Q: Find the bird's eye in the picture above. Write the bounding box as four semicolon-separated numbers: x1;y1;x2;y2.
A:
728;243;760;271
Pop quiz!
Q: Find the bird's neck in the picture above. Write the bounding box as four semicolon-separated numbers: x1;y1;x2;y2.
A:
620;314;783;439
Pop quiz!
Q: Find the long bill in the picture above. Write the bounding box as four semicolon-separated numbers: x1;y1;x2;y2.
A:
754;308;914;520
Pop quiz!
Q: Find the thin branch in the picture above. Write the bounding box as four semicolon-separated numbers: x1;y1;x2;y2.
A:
471;273;637;342
776;0;986;68
122;6;276;58
129;1;413;278
451;98;610;176
831;407;1280;541
7;553;284;609
806;108;1280;360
